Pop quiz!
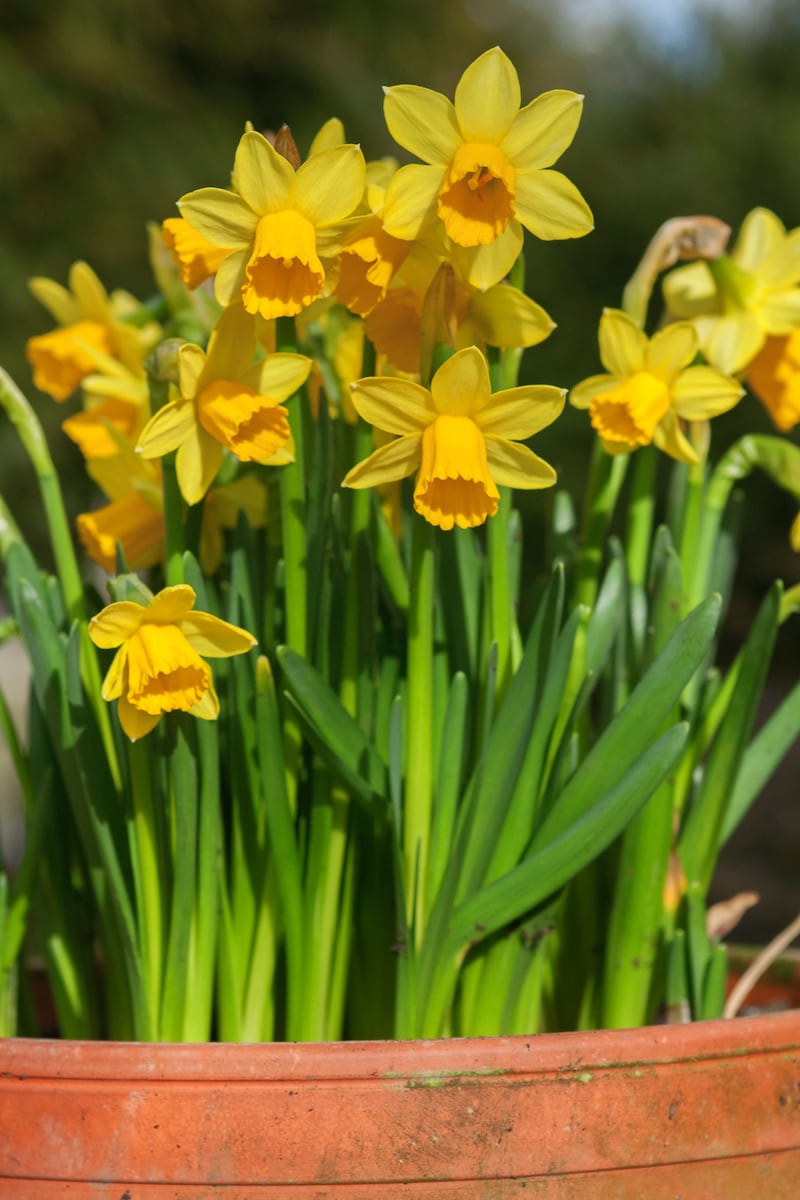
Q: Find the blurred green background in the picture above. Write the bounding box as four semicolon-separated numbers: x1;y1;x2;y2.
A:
1;0;799;940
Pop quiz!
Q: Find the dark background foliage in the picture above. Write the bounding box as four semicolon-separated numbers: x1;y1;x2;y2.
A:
1;0;799;941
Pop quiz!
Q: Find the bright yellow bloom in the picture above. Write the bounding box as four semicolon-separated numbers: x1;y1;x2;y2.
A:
177;130;365;318
89;584;256;741
570;309;743;463
343;345;564;530
662;207;800;374
77;492;165;574
26;261;161;401
381;47;592;250
138;306;312;504
746;330;800;433
161;217;231;289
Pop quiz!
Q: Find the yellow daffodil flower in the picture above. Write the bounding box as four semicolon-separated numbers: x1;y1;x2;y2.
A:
89;584;256;741
343;345;564;530
26;261;161;401
78;493;165;574
381;47;592;251
662;207;800;374
746;330;800;432
161;217;231;290
570;309;743;463
137;306;312;504
177;130;365;319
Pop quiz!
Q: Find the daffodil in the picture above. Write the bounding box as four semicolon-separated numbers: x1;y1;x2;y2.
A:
77;431;164;572
381;47;592;252
138;306;312;504
89;584;256;740
662;207;800;374
26;261;161;401
746;330;800;432
161;217;231;290
570;309;743;463
334;159;411;317
177;131;365;319
343;345;564;530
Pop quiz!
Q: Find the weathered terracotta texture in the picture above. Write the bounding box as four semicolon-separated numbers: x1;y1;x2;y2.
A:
1;1010;799;1197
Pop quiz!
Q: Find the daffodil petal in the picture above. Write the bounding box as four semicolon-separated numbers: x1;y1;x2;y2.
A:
759;289;800;333
100;645;128;700
671;366;743;420
90;603;146;649
295;145;366;225
69;263;109;322
469;285;555;349
382;164;442;240
214;248;248;307
118;693;161;741
704;311;764;373
502;90;584;169
189;683;220;721
570;374;617;410
146;584;197;623
383;84;461;165
652;410;698;465
28;277;80;325
454;48;520;143
645;322;698;380
598;309;647;376
178;188;258;248
138;399;196;458
452;222;524;291
176;425;224;505
758;231;800;289
733;206;784;272
484;436;557;488
431;346;492;416
246;352;312;401
662;261;717;318
475;385;565;437
349;377;433;433
232;131;295;215
179;613;256;657
205;305;257;380
343;434;422;488
513;169;593;241
309;117;345;156
178;342;207;400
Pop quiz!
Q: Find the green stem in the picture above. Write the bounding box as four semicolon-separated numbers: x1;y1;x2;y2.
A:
127;739;164;1036
405;518;435;940
575;442;629;609
159;719;198;1041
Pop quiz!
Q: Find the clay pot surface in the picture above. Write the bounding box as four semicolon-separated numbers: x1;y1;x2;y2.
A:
2;1008;800;1197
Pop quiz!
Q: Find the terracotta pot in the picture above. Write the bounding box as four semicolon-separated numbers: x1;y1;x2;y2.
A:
2;1008;800;1198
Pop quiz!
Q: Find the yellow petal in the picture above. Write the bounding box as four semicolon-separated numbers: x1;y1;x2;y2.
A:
704;311;763;373
570;374;617;411
382;164;442;240
469;285;555;349
588;372;670;447
26;321;114;402
204;305;257;381
350;376;432;433
414;415;499;529
454;47;520;143
246;352;312;402
343;434;422;488
62;398;143;460
652;409;698;465
430;346;492;417
178;612;256;657
28;276;80;326
383;84;460;166
176;424;224;505
178;188;258;248
146;584;197;624
747;332;800;433
69;262;110;322
213;248;249;308
118;693;162;741
77;495;164;573
759;288;800;333
645;322;698;381
232;130;295;215
90;602;146;649
125;624;210;715
758;230;800;290
178;342;208;400
475;385;565;438
138;399;197;459
484;436;557;488
598;309;648;376
733;206;784;273
101;645;128;701
161;218;230;289
295;145;366;226
670;366;743;421
198;379;291;463
502;90;584;169
189;683;220;721
513;169;593;241
308;117;345;156
662;261;717;318
452;222;524;291
242;211;324;319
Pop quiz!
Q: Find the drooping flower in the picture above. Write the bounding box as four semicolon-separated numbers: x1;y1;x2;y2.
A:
381;47;592;251
342;345;564;530
137;305;312;504
570;309;743;463
745;330;800;433
177;130;365;319
89;584;256;740
26;261;161;401
662;207;800;374
161;217;231;289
